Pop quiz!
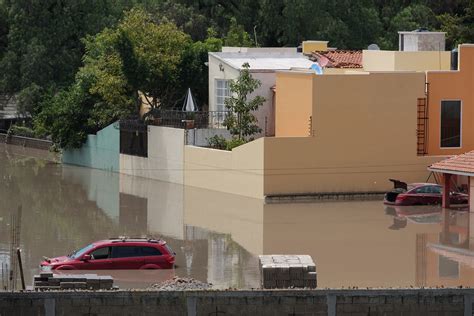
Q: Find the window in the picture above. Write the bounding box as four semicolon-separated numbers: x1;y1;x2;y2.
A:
215;79;231;112
141;247;161;256
91;247;110;260
415;186;431;194
111;246;141;258
441;100;461;148
70;244;94;259
431;186;442;194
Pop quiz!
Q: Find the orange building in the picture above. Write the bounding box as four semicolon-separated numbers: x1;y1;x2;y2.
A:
426;44;474;156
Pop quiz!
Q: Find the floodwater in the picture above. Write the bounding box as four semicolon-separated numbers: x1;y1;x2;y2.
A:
1;143;474;290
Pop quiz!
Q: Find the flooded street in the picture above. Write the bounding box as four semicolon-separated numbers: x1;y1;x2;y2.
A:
1;143;474;290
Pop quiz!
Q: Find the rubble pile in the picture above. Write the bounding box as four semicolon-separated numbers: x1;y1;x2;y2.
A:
151;277;212;291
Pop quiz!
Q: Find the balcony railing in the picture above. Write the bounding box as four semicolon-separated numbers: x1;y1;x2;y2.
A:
146;110;231;129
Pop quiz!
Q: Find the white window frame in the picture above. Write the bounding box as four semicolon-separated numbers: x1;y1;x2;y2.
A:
440;99;462;149
215;79;231;112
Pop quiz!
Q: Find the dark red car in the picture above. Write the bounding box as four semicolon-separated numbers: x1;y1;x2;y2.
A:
384;180;468;206
40;238;175;271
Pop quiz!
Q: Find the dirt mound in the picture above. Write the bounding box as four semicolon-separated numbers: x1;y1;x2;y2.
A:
151;277;212;291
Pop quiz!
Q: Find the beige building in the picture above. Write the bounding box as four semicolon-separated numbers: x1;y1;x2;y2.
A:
208;50;314;136
183;71;444;199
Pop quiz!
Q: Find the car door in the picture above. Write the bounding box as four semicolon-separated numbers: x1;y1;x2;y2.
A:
141;246;167;268
110;245;144;269
430;185;443;205
413;186;437;205
81;246;112;270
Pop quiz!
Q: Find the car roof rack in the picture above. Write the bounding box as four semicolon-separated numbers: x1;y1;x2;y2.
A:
108;236;162;243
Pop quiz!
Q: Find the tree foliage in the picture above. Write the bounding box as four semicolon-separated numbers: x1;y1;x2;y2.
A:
224;63;265;142
0;0;473;149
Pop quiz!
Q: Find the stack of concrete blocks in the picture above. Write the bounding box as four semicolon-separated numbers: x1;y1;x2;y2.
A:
259;255;317;289
33;273;114;290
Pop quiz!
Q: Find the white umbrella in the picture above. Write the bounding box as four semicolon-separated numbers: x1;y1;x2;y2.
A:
182;88;198;112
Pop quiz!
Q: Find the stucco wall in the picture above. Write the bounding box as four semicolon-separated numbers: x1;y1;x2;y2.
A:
363;50;451;71
62;123;119;172
208;54;240;113
471;178;474;212
120;126;185;184
426;44;474;156
275;72;314;137
184;138;264;199
266;72;445;195
251;72;276;136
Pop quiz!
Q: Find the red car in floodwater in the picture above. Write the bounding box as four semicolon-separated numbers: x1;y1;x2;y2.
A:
384;180;468;206
40;238;175;271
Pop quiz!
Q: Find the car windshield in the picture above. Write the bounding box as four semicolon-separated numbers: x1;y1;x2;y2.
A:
69;244;94;259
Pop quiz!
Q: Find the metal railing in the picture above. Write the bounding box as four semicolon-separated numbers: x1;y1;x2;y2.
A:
146;110;231;129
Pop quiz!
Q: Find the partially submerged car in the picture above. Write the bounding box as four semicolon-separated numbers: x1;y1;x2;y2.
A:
383;179;468;206
40;237;175;271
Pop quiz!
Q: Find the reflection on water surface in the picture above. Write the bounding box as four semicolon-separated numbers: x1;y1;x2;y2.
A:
1;143;474;290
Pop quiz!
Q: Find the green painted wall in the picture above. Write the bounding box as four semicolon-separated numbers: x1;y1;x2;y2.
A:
62;123;119;172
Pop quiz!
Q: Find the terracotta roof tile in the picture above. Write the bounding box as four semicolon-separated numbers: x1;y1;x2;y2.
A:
309;50;363;69
429;151;474;175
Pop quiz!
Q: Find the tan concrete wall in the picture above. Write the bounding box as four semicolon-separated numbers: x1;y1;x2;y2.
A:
363;50;396;71
265;72;445;195
363;50;450;71
470;177;474;213
427;44;474;155
274;72;314;137
184;138;264;199
302;40;328;53
120;126;185;184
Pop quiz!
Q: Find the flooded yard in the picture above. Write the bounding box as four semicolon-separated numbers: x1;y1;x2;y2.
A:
1;143;474;290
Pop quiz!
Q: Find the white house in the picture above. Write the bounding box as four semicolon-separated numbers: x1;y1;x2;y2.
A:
208;49;314;137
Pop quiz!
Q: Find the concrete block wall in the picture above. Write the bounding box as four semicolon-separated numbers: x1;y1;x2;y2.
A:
0;288;473;316
62;123;119;172
0;134;53;150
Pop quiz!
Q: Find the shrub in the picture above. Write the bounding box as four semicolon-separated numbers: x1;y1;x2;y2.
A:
207;135;227;150
225;138;246;151
8;125;36;138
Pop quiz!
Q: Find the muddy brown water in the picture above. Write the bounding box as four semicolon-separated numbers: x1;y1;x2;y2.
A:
1;143;474;290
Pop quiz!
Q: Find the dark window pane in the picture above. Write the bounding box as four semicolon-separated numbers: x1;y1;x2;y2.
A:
439;255;459;278
111;246;141;258
441;101;461;148
431;186;442;194
141;247;161;256
91;247;109;260
415;186;430;194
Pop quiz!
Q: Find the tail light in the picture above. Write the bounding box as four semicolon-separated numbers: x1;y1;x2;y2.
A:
395;194;408;204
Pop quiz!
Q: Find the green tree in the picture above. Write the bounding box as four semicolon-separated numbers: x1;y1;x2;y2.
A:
224;18;253;47
224;63;265;142
117;8;191;109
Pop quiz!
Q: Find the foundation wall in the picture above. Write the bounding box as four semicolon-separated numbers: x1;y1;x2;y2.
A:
0;289;472;316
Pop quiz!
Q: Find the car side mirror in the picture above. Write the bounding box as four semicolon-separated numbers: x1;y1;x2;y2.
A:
82;254;92;261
